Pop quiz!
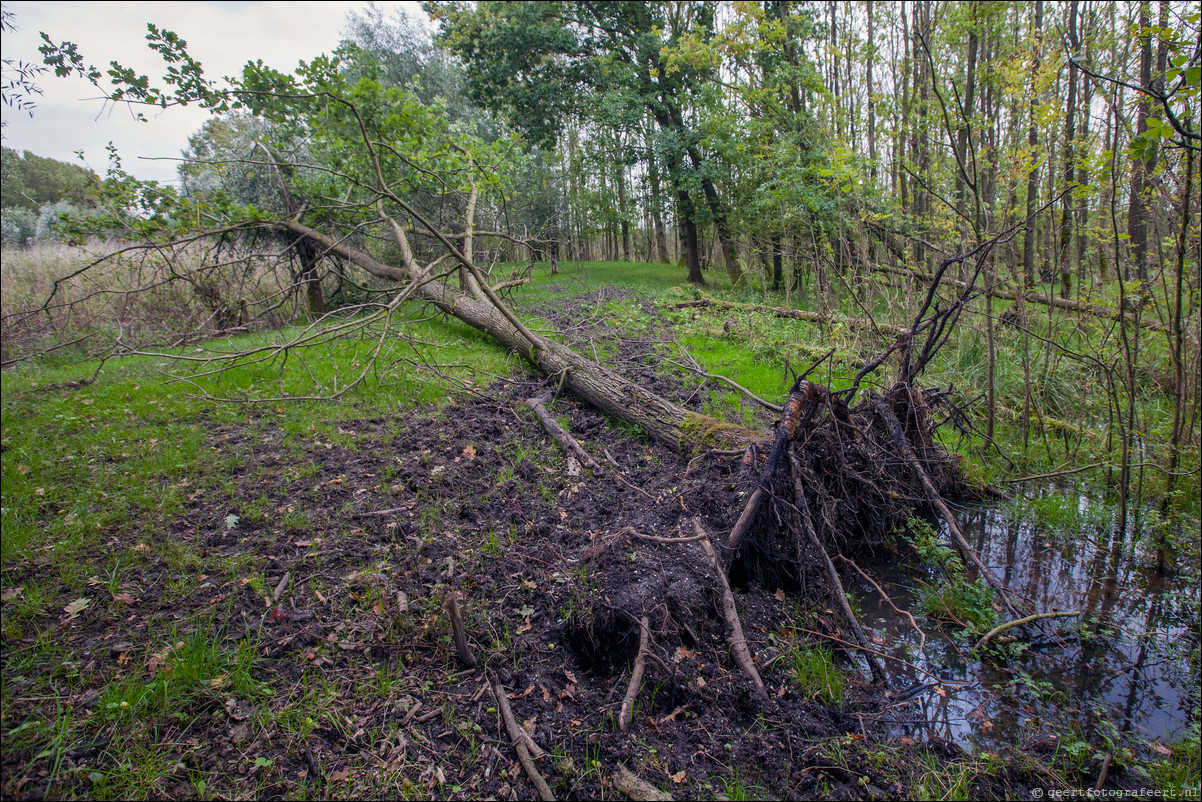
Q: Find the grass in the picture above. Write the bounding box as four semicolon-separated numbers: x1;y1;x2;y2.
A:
785;644;845;707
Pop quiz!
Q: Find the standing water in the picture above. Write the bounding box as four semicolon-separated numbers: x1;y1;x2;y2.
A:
851;491;1200;752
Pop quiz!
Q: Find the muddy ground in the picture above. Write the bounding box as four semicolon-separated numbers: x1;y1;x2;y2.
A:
2;289;1079;800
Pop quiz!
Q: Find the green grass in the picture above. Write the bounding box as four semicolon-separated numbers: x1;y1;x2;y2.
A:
785;644;846;707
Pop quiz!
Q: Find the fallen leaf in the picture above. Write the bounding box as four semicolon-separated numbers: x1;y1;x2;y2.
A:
522;716;537;734
541;685;551;703
563;670;578;684
671;770;686;784
16;464;29;474
1151;741;1173;756
774;588;787;602
110;592;134;605
34;487;45;497
62;597;91;620
510;685;535;700
980;719;994;732
1;586;24;602
934;686;947;698
898;736;916;746
461;445;477;459
225;698;252;721
516;617;533;634
328;768;351;782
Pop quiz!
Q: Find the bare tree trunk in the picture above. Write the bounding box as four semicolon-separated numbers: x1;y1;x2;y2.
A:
1128;0;1152;283
1023;2;1043;289
647;129;670;264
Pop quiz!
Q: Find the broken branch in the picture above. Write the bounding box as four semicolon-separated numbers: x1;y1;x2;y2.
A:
446;593;478;668
618;616;651;732
527;391;602;473
974;610;1082;653
613;764;674;801
491;677;554;801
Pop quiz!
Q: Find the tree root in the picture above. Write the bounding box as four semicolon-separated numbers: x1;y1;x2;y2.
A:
868;393;1023;619
491;677;554;801
836;554;926;653
527;390;602;474
726;487;767;553
618;616;651;732
695;519;768;698
613;764;674;801
789;454;886;683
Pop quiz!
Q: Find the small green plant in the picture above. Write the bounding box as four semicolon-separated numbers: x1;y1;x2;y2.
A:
786;644;845;707
920;575;998;632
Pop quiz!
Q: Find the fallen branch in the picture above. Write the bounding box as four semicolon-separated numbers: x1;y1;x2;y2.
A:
695;519;768;698
613;764;674;801
664;356;782;413
789;455;886;683
273;571;291;604
974;610;1081;652
835;554;927;654
868;393;1023;619
491;677;555;801
527;391;603;474
622;526;709;545
445;593;478;668
619;616;651;732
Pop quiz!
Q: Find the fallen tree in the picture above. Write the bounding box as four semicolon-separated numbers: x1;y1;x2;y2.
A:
26;32;1048;729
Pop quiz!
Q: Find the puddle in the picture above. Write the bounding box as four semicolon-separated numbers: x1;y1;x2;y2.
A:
851;493;1201;752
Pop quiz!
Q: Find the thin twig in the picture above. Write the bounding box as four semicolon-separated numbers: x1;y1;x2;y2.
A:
695;519;768;698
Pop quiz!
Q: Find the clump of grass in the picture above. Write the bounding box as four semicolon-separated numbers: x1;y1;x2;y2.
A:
786;644;845;707
920;575;998;632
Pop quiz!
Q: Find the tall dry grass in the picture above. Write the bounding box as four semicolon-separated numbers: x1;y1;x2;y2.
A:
1;240;306;366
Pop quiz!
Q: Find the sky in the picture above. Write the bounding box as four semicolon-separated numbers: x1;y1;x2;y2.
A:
2;1;427;184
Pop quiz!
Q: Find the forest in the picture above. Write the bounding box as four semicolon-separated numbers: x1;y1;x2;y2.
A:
1;2;1199;800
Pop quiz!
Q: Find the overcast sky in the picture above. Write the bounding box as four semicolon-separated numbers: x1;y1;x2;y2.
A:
2;1;426;184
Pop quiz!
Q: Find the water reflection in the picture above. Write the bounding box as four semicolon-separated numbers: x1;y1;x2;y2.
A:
851;493;1200;751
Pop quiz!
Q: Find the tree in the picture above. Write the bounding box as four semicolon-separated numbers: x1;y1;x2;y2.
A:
33;21;754;452
430;1;749;286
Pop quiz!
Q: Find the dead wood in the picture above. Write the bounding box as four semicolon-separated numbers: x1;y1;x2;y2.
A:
527;390;603;473
695;519;768;698
974;610;1081;652
622;526;709;545
618;616;651;732
726;487;768;553
868;393;1022;619
491;677;555;801
446;593;478;668
613;765;674;801
789;454;887;683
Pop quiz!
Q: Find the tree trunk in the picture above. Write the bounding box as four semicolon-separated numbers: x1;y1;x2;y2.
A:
647;130;670;264
1128;1;1152;283
1023;1;1043;289
281;221;751;453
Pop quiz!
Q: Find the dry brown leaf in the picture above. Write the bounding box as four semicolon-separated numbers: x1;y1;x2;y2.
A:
461;445;477;459
110;592;134;605
774;588;787;602
62;597;90;620
1151;741;1173;756
671;770;686;784
898;736;916;746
